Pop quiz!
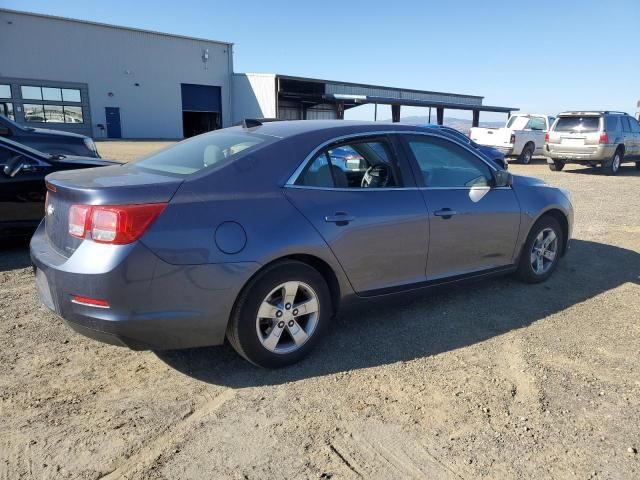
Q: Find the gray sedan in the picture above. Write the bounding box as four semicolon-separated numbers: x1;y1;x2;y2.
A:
31;121;573;368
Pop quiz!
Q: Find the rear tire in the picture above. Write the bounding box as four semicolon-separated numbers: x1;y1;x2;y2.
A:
516;216;564;284
518;144;534;164
601;149;622;175
226;260;332;368
548;160;565;171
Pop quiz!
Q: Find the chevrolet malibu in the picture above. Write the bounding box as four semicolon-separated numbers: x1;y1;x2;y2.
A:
31;121;573;368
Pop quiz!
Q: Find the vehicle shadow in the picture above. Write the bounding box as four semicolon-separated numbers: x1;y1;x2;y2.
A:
0;238;32;272
564;165;640;176
160;238;640;387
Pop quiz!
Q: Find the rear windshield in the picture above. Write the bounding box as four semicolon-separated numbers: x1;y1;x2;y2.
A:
554;116;600;133
130;130;267;175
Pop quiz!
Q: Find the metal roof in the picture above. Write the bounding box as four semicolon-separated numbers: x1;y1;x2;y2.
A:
0;8;233;46
276;74;484;100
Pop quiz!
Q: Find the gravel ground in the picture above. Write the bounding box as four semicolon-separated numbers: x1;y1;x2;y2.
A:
1;143;639;479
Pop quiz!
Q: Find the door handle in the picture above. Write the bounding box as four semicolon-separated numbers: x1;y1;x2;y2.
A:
324;212;355;226
434;208;457;219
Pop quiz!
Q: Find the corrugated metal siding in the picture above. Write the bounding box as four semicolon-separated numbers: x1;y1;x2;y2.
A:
325;83;482;106
232;74;277;122
306;104;337;120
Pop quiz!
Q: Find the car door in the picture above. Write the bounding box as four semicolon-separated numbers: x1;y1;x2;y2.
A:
284;135;429;294
621;116;638;157
629;117;640;158
0;144;52;227
401;134;521;280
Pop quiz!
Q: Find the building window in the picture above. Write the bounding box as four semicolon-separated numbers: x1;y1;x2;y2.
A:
21;86;44;100
42;87;63;101
21;85;82;103
62;89;81;102
24;104;83;124
63;106;83;123
44;105;65;123
24;104;46;122
0;84;11;99
1;102;14;120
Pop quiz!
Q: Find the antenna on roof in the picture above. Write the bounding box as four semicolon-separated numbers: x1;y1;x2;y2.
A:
238;118;281;128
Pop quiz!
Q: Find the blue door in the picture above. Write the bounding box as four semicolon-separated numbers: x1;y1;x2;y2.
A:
105;107;121;138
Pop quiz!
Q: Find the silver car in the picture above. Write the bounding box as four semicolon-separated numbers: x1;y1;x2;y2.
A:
31;121;573;368
545;111;640;175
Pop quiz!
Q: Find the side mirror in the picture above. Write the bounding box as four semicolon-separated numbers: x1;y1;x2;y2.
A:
3;156;26;178
493;169;512;188
0;127;10;136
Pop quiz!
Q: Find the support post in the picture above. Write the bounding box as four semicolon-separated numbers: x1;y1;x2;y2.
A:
436;107;444;125
428;107;432;124
336;102;345;120
374;103;377;121
472;109;480;128
391;104;401;123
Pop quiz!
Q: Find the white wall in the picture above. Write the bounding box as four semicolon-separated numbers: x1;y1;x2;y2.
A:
232;73;276;123
0;10;233;138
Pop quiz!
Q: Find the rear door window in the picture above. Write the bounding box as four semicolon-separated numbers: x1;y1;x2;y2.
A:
296;138;402;189
606;116;620;132
621;117;631;132
554;116;600;133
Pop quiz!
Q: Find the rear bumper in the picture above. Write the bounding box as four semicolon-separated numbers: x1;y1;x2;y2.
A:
30;221;260;350
545;143;615;162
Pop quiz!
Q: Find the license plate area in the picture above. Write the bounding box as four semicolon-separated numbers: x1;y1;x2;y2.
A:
561;137;585;146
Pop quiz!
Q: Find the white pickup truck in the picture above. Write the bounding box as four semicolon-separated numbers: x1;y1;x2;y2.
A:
469;114;555;164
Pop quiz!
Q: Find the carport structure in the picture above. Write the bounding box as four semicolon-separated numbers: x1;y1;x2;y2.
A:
275;74;518;126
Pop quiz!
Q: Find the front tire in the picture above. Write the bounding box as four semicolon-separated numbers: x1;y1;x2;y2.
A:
516;216;563;284
548;160;565;171
602;149;622;175
518;144;534;164
226;260;332;368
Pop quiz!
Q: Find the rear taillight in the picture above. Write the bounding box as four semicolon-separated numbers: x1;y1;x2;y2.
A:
68;203;166;244
68;205;91;238
544;132;550;143
599;132;609;144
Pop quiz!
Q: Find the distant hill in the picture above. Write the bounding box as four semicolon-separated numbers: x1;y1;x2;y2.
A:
395;116;505;133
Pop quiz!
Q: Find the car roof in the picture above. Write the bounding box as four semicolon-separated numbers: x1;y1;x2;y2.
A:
558;111;629;116
230;120;426;139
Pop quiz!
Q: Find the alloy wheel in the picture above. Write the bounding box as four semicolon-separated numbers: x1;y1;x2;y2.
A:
530;227;558;275
255;281;320;354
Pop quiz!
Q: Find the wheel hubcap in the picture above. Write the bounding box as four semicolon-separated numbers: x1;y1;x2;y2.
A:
256;281;319;354
530;227;558;275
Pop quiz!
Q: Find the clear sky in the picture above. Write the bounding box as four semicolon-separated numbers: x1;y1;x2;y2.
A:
4;0;640;121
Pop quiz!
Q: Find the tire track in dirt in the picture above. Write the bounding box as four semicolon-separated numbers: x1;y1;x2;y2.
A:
328;420;463;479
100;388;235;479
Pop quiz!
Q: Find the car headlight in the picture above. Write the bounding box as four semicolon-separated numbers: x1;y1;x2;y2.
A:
83;137;97;153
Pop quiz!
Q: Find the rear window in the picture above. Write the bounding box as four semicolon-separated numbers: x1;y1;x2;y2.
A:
130;130;267;175
554;116;600;133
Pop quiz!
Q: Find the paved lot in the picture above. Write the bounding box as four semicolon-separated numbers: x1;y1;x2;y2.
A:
1;143;639;479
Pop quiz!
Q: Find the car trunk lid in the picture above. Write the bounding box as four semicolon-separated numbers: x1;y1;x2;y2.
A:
44;165;183;257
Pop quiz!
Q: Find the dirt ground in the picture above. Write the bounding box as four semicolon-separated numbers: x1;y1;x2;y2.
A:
1;142;639;479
